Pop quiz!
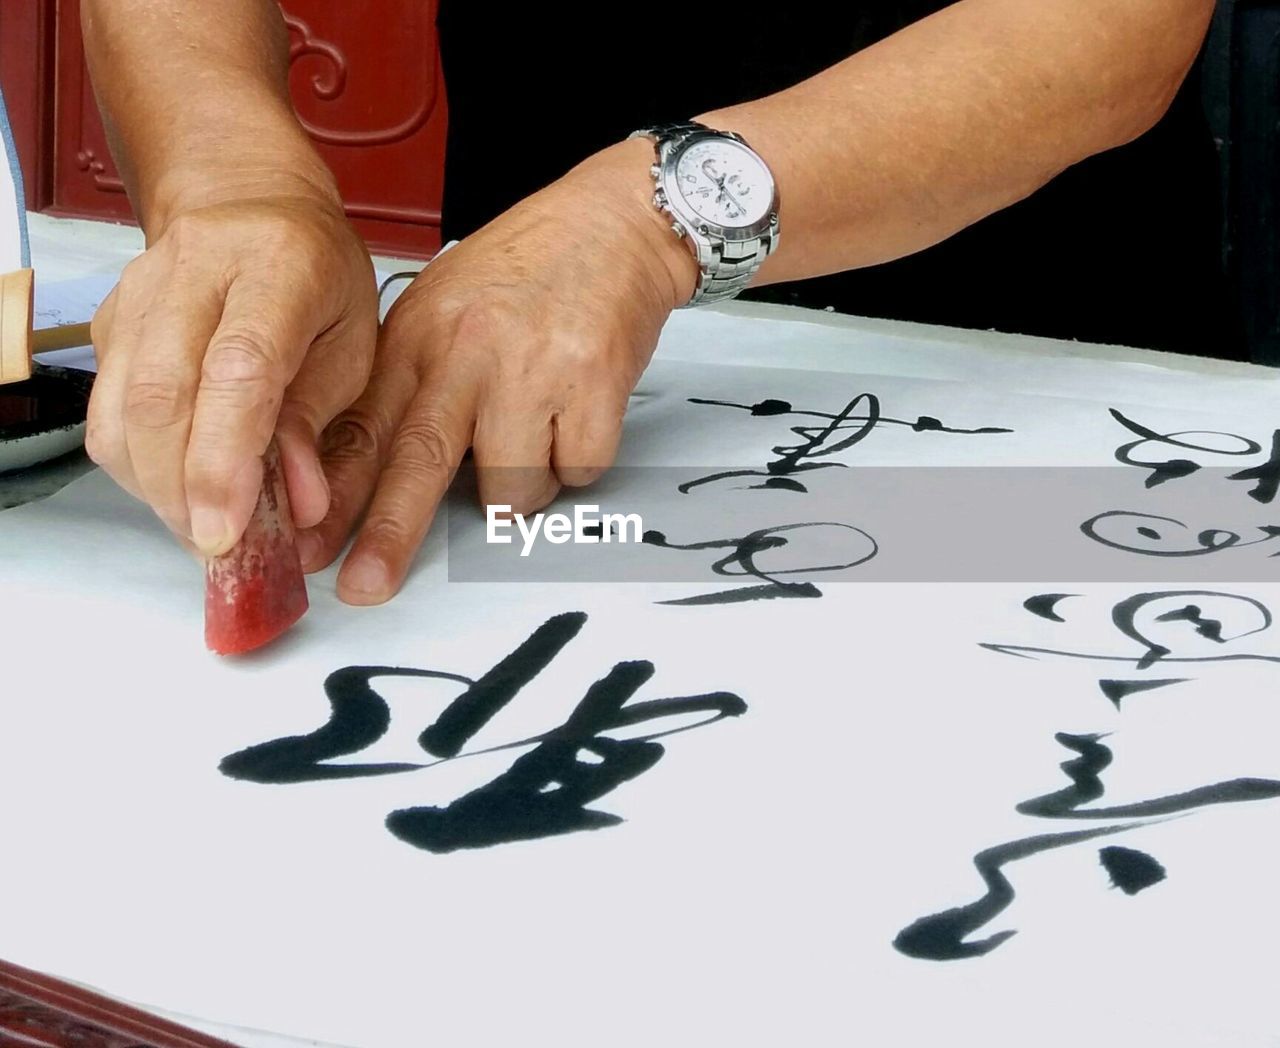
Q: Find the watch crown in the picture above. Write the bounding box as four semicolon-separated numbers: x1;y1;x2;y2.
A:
671;221;687;239
650;164;662;179
770;212;779;225
653;190;667;209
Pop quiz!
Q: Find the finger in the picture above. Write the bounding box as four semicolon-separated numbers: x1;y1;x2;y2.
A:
295;353;417;573
550;384;627;488
473;393;560;516
121;277;223;537
275;303;378;532
84;285;144;502
336;371;478;605
184;277;318;556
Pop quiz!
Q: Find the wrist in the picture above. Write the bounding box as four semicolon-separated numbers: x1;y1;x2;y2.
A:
148;167;343;242
564;139;699;312
143;122;343;240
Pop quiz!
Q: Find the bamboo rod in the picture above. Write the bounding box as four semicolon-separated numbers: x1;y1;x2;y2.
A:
31;321;93;354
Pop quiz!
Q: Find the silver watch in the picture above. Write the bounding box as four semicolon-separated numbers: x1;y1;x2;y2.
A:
630;121;779;307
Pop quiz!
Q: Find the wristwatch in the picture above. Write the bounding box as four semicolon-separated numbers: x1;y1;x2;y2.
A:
630;121;779;307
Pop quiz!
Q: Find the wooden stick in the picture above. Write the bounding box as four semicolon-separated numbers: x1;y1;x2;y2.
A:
31;321;93;354
0;267;33;385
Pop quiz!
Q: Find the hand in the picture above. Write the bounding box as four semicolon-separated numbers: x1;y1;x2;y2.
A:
300;138;698;605
87;188;379;555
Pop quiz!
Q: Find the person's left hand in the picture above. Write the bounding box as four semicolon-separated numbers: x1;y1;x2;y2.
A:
297;138;698;605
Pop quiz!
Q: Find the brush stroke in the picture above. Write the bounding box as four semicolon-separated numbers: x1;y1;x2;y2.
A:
985;590;1274;670
1023;593;1078;622
1017;732;1280;820
894;823;1141;961
1108;409;1259;487
223;612;747;850
1099;846;1167;895
644;522;877;605
681;393;1011;494
1227;429;1280;504
1081;511;1280;558
387;665;747;852
1098;678;1188;708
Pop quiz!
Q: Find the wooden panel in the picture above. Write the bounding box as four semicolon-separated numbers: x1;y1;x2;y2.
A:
46;0;446;258
0;0;56;211
283;0;446;255
50;0;132;223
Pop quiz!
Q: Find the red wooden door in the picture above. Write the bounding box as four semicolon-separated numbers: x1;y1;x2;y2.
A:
3;0;447;258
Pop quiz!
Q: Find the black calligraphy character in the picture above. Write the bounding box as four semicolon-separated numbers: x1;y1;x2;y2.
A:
642;521;878;605
1081;510;1280;558
681;393;1011;494
893;823;1141;960
1108;409;1260;486
984;590;1277;675
221;613;588;783
387;662;746;852
1109;408;1280;505
1017;733;1280;821
221;612;747;852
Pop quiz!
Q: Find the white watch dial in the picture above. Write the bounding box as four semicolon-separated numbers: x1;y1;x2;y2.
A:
673;138;773;228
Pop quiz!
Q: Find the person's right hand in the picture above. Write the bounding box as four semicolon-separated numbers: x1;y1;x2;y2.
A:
86;191;379;557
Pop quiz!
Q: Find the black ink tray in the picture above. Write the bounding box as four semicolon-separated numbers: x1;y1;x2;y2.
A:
0;364;95;474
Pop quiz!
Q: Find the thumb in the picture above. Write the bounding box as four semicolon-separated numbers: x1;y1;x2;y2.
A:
184;278;321;556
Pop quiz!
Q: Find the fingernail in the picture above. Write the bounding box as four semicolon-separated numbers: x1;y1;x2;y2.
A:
341;556;390;603
296;529;323;571
190;504;233;557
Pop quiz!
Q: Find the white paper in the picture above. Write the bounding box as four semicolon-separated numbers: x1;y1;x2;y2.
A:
3;311;1280;1048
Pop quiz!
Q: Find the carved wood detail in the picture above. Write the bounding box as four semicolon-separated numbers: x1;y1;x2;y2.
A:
283;3;442;148
47;0;446;256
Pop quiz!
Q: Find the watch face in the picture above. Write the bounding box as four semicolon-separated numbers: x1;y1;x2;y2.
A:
673;138;773;228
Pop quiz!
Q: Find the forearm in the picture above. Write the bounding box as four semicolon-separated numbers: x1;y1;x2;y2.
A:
697;0;1215;284
81;0;337;236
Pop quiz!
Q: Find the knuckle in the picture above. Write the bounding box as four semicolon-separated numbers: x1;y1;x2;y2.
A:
201;334;280;389
392;412;457;476
361;514;412;552
553;333;600;371
123;376;187;432
449;299;517;346
322;410;382;464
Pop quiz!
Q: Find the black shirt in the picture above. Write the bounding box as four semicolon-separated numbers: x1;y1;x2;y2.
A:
437;3;1236;358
